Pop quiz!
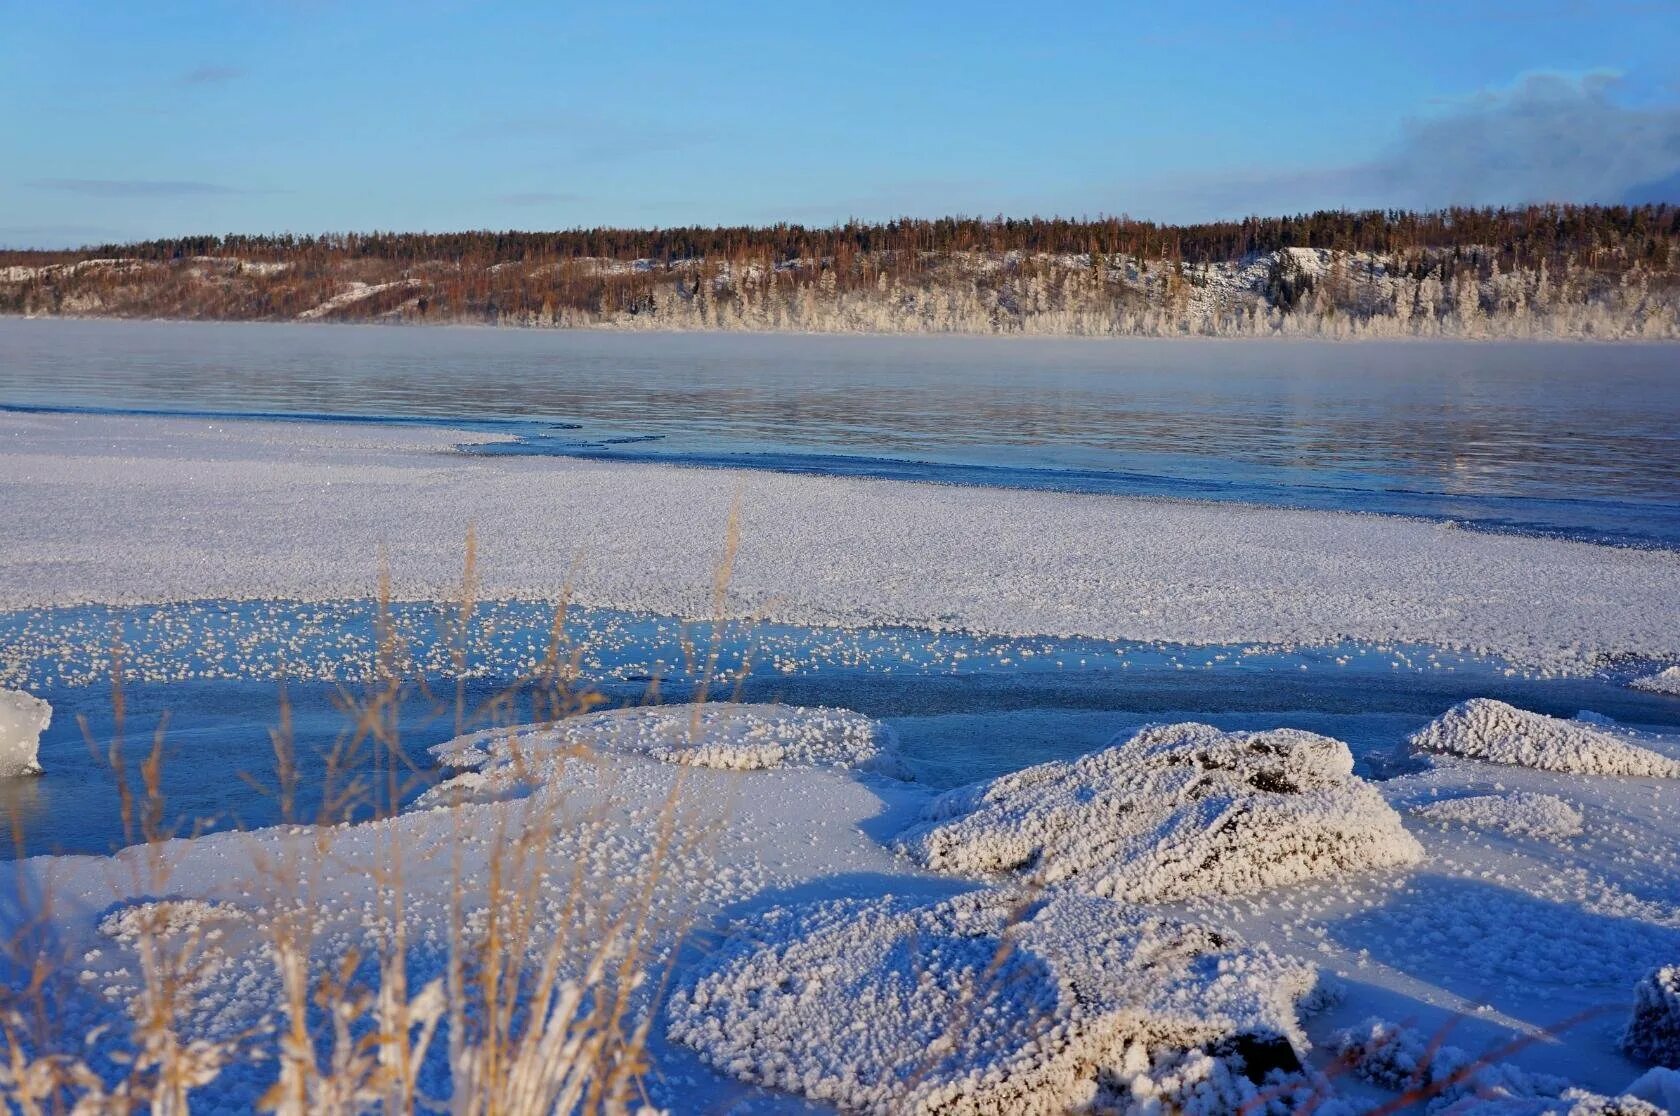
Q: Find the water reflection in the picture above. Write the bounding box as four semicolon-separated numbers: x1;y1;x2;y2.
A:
2;320;1676;540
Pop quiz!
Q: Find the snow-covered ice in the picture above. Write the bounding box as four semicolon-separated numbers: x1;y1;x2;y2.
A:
0;686;50;776
1409;791;1585;841
1409;699;1680;777
895;723;1423;902
417;702;904;807
667;888;1319;1114
2;411;1678;674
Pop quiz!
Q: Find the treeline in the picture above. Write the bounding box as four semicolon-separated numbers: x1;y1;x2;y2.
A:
3;206;1676;340
45;203;1680;272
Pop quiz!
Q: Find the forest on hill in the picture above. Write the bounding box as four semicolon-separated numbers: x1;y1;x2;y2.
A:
3;205;1677;339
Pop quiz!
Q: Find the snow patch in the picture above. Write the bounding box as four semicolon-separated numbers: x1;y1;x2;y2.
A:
0;687;50;776
895;722;1422;902
1624;966;1680;1069
1409;791;1584;841
667;888;1318;1114
1409;699;1680;778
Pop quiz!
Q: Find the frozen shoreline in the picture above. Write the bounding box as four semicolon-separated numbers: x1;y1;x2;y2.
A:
1;409;1677;674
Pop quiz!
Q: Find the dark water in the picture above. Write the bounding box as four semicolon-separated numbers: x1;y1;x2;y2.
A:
6;598;1680;859
2;318;1677;545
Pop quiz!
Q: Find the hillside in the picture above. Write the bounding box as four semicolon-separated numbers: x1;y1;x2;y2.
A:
3;206;1678;339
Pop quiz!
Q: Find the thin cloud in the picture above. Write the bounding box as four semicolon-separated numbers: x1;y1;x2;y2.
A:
26;178;255;198
179;65;244;86
1120;72;1680;220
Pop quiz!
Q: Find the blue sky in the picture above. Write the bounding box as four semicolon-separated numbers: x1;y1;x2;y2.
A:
3;1;1679;247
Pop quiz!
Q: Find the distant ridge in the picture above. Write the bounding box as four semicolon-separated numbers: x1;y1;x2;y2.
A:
4;205;1676;339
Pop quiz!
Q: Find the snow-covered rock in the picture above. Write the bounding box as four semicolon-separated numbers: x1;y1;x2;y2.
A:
1409;792;1584;841
1624;966;1680;1068
1632;667;1680;697
667;889;1318;1114
894;723;1422;902
0;687;50;777
1409;699;1680;778
416;703;905;808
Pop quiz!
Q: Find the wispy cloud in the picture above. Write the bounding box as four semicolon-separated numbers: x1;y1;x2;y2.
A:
1119;72;1680;220
178;65;244;86
26;178;254;198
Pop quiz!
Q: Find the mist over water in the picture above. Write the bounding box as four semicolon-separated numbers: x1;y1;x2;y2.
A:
2;318;1678;545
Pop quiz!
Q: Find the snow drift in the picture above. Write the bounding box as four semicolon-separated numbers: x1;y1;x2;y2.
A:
1625;966;1680;1069
0;687;50;777
1409;792;1584;842
417;703;904;807
894;722;1422;903
1409;699;1680;778
667;888;1318;1114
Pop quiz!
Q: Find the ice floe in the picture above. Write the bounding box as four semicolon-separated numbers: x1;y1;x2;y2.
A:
0;686;49;776
894;722;1422;902
1409;791;1584;841
1409;699;1680;778
667;888;1320;1114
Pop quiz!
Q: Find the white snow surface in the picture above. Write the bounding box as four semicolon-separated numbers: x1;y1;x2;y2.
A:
895;722;1423;902
2;411;1678;674
666;888;1319;1115
1409;699;1680;778
0;686;50;776
1409;791;1585;842
1633;666;1680;696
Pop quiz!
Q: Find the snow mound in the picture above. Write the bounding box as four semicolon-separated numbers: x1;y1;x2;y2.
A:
1334;1017;1664;1113
1408;699;1680;778
416;703;904;808
894;723;1421;902
431;703;901;773
1624;966;1680;1068
1409;792;1584;841
667;889;1318;1114
1633;667;1680;696
0;687;50;777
